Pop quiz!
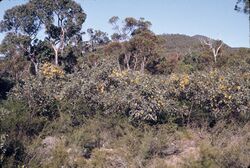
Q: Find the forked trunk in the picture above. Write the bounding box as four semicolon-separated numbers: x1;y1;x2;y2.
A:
52;44;59;66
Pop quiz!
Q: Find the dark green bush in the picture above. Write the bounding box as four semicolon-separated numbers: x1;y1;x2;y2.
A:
0;78;14;100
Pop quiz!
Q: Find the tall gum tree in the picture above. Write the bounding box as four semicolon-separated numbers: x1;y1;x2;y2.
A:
0;3;42;74
108;17;157;73
31;0;86;66
0;0;86;71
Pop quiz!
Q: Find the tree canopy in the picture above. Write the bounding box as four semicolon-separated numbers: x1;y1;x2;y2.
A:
109;16;152;41
235;0;250;14
0;0;87;67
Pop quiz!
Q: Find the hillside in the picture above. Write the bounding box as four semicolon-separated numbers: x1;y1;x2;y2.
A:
159;34;233;54
160;34;203;53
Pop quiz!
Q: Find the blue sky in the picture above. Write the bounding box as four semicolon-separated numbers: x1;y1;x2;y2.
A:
0;0;248;47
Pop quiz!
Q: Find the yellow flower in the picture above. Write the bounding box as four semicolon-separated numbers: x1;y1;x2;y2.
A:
219;76;225;81
41;62;65;79
209;69;218;77
134;78;140;84
219;84;226;91
180;74;190;89
170;74;179;81
97;83;105;93
224;93;232;100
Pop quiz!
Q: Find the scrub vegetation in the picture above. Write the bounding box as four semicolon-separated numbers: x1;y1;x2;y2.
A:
0;0;249;167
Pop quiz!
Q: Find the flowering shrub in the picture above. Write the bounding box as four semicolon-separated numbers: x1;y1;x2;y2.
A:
99;68;249;124
58;60;249;125
168;69;250;124
41;62;65;79
9;59;250;125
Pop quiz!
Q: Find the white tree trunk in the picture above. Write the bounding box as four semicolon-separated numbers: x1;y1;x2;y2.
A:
34;62;39;74
31;59;39;75
125;53;131;70
200;38;223;64
52;44;59;66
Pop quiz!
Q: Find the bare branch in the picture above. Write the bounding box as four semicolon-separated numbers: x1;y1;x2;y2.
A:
200;38;223;63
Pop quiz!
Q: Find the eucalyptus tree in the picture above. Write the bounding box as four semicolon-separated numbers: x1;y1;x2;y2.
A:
31;0;86;65
0;0;87;72
108;17;157;72
0;33;32;80
87;28;110;52
235;0;250;47
125;31;159;72
200;38;223;64
109;16;152;42
0;2;42;74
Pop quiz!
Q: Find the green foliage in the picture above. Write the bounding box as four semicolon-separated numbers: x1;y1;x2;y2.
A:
109;16;152;41
0;0;87;72
30;58;247;126
0;100;39;167
10;77;61;120
0;1;249;167
0;3;41;36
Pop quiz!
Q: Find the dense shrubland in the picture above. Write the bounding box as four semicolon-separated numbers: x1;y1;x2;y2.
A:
0;0;250;167
1;52;249;167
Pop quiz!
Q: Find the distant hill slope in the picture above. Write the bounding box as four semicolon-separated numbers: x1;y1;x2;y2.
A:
158;34;232;55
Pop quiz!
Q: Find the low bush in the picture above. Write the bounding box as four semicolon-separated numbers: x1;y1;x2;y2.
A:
63;65;249;125
11;59;249;126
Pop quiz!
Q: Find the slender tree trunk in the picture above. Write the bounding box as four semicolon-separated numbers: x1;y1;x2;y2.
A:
52;44;59;66
31;59;39;75
212;49;217;63
134;56;138;71
117;58;121;72
34;63;39;75
60;28;65;57
125;53;131;70
55;51;58;66
140;57;146;73
201;39;223;64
